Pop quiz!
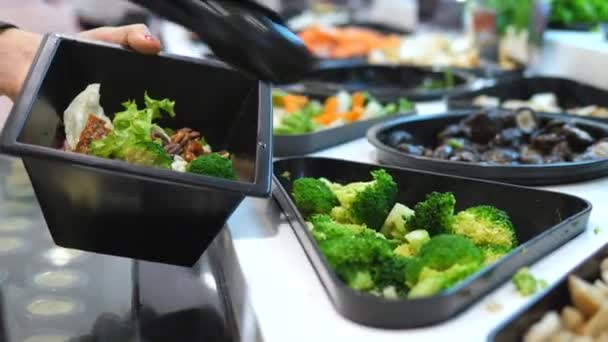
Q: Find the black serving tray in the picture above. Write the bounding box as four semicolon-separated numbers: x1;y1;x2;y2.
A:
272;157;591;328
448;76;608;123
367;112;608;186
490;242;608;341
273;92;415;157
0;34;273;266
280;64;478;102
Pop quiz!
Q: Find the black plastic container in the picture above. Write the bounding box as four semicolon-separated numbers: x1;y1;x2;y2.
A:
0;35;272;266
274;93;416;157
367;112;608;185
448;76;608;123
272;157;591;328
490;242;608;342
281;64;477;102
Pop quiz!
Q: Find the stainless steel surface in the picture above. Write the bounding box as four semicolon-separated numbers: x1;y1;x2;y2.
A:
0;155;261;342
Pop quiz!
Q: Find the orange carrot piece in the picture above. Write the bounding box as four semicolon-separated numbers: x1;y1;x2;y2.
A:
323;96;338;115
314;113;340;125
343;107;364;123
351;92;366;109
283;94;309;114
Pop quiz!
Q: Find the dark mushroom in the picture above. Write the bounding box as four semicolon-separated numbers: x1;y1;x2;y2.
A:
494;128;524;147
438;124;464;140
386;130;414;147
549;141;574;162
481;148;520;164
433;145;455;159
450;150;480;162
532;132;565;152
544;119;567;132
560;125;595;151
463;111;503;144
396;143;426;156
574;141;608;161
519;145;544;164
514;108;538;134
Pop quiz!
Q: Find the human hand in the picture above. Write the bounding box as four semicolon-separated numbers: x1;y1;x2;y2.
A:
0;24;161;101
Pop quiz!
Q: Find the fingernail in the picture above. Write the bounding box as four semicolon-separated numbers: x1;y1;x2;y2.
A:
144;34;154;41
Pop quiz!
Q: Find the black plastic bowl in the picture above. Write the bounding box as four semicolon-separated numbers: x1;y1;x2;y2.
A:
0;34;273;266
367;111;608;185
273;157;591;328
448;76;608;123
490;242;608;341
280;64;478;102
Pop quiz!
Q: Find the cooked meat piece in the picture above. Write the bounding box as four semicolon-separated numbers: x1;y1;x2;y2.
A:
568;275;604;318
74;114;111;154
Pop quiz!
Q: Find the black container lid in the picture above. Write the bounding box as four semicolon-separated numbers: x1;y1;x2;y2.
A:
131;0;318;83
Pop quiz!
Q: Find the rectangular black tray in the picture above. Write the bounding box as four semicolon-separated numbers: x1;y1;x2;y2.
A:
490;242;608;341
0;34;272;266
272;157;591;329
448;76;608;123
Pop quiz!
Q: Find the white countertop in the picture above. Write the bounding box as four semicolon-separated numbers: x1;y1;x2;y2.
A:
158;22;608;341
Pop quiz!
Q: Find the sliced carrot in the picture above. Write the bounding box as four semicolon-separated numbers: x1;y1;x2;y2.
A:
343;107;364;123
283;94;309;114
351;92;366;109
322;96;338;115
314;112;340;125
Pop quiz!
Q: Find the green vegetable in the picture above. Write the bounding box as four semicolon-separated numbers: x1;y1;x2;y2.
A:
382;98;414;115
310;215;373;242
292;178;340;218
380;203;415;241
481;245;513;265
89;93;175;159
550;0;608;28
447;138;464;149
594;226;601;235
417;70;456;91
450;205;518;251
484;0;534;35
405;234;484;297
273;102;322;135
512;267;546;297
394;230;431;257
187;153;236;180
123;141;171;168
408;192;456;235
330;170;398;231
317;228;394;291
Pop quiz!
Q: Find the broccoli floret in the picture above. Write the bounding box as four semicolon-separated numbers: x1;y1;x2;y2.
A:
331;170;398;231
409;192;456;235
394;230;431;257
405;234;483;291
450;205;517;250
310;215;371;242
372;254;411;294
512;267;547;297
292;178;339;218
318;234;394;291
380;203;415;241
187;153;237;180
482;245;512;265
123;141;171;168
408;262;481;298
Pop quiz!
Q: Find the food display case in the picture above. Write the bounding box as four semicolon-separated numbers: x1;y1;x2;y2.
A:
3;0;608;341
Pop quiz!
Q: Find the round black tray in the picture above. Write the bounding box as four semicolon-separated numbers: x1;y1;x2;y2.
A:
367;111;608;185
280;64;479;102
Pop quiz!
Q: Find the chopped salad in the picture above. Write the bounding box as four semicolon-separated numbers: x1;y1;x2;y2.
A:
273;90;413;135
61;84;236;180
